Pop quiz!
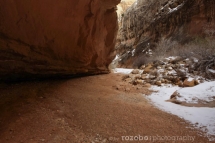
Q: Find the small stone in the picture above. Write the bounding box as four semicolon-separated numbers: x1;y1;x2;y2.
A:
161;79;165;83
167;67;173;70
136;79;144;84
149;75;156;79
140;65;146;69
131;69;140;74
170;91;181;99
155;81;162;86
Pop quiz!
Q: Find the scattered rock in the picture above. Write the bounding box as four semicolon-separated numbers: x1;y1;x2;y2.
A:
126;56;206;87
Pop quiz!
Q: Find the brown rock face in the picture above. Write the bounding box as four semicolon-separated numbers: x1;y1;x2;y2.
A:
116;0;215;67
0;0;120;81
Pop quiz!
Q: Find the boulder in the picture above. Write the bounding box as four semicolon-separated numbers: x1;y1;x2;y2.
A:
183;78;195;87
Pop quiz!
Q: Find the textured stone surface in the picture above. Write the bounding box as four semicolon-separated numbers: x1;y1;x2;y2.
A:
117;0;136;21
116;0;215;67
0;0;120;81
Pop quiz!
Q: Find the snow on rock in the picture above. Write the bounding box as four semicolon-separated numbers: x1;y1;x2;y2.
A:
209;69;215;74
146;84;215;141
113;55;119;61
165;56;178;61
132;49;135;56
168;3;184;13
187;77;194;82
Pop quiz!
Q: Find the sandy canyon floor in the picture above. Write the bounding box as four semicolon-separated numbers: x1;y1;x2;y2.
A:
0;73;211;143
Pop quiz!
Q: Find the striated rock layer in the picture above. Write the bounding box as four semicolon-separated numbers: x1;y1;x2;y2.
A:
0;0;120;81
116;0;215;67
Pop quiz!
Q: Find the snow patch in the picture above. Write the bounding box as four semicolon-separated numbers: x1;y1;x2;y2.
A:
146;84;215;141
113;68;134;74
177;81;215;104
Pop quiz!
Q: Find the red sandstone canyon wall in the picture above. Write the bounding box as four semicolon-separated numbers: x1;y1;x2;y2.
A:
0;0;120;81
116;0;215;67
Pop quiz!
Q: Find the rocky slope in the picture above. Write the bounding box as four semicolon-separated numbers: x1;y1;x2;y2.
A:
116;0;215;67
0;0;120;81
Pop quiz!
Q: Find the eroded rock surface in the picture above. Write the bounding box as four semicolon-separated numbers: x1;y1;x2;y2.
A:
0;0;120;81
116;0;215;67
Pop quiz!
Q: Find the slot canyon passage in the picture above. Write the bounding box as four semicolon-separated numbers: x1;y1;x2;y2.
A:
0;0;215;143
